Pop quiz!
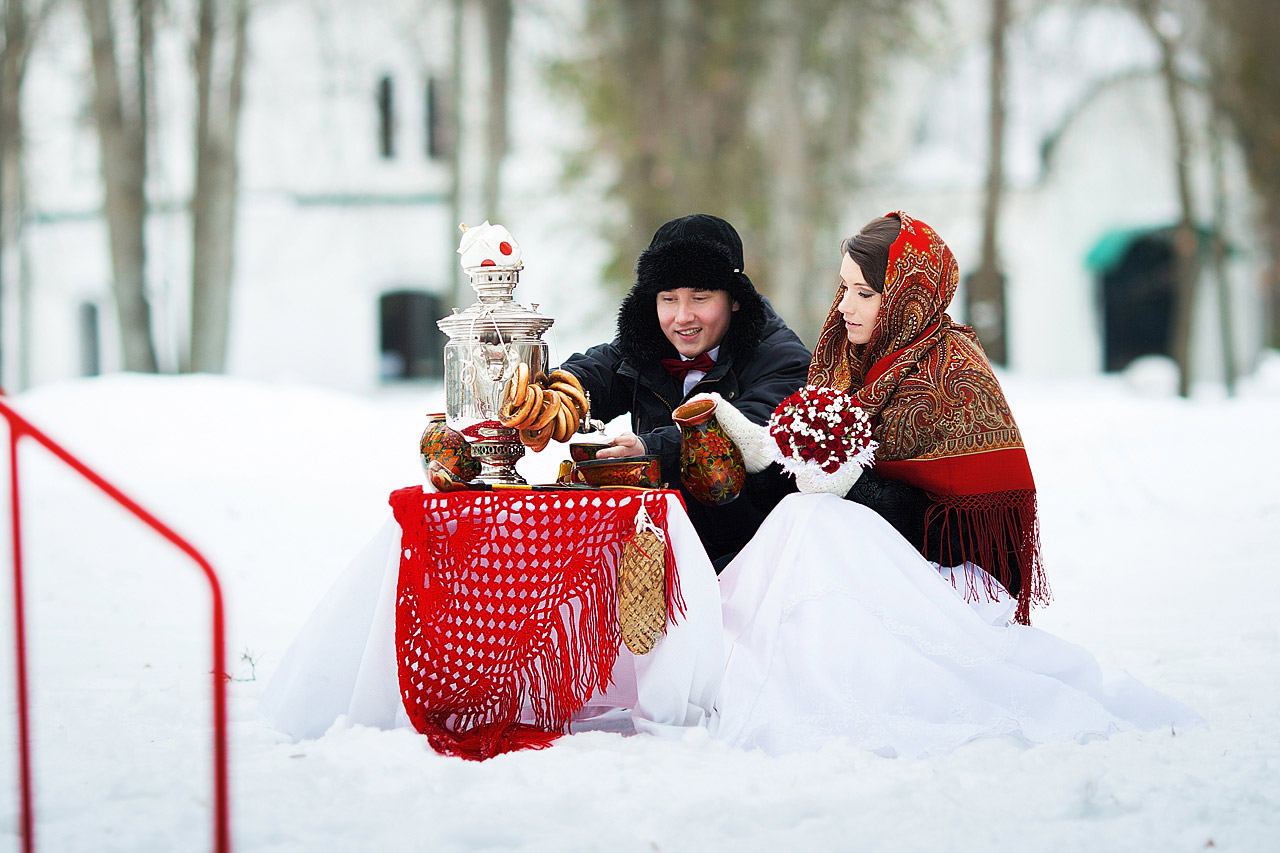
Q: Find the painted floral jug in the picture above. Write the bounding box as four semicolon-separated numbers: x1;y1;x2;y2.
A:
420;413;482;482
671;398;744;506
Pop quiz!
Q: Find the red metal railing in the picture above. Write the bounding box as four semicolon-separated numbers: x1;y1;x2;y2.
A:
1;395;230;852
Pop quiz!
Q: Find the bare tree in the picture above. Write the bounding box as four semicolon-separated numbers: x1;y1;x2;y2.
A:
188;0;249;374
549;0;694;287
762;1;884;343
82;0;159;372
1207;112;1236;393
388;0;462;308
967;0;1010;365
481;0;509;221
1;0;56;390
761;2;808;340
1200;0;1280;353
0;0;32;390
445;0;509;306
616;0;669;257
1132;0;1199;397
551;0;916;338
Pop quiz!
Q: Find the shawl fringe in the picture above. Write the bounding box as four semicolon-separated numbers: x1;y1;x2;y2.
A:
923;489;1050;625
391;488;686;759
421;720;562;761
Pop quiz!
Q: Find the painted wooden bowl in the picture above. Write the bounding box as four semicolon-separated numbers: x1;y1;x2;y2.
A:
572;455;663;489
568;442;612;464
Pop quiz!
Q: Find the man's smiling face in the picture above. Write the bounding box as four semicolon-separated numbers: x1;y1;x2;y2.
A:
656;288;738;358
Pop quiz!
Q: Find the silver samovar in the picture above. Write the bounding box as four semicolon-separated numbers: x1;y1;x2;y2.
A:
436;222;553;484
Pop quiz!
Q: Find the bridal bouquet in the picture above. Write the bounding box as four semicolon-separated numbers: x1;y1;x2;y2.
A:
766;385;878;494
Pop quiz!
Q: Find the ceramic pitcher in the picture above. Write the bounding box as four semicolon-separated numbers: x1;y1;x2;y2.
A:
671;398;744;505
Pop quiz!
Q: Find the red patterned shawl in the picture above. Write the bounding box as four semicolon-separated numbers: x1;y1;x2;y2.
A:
808;211;1048;623
390;487;685;759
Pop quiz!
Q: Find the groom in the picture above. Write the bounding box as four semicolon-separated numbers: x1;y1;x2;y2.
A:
558;214;809;568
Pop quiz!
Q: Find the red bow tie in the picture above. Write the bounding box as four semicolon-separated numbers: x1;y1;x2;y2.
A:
660;351;716;380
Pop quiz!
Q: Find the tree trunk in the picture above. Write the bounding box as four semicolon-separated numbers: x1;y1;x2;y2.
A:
558;1;914;299
1260;175;1280;355
82;0;158;373
762;5;812;342
1199;0;1280;352
1208;113;1236;394
968;0;1009;365
1;0;28;390
621;0;665;244
189;0;248;374
447;0;465;309
1270;219;1280;352
1;0;56;390
1137;0;1199;397
481;0;510;221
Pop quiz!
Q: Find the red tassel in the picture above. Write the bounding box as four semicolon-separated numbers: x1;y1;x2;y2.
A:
423;720;562;761
391;488;686;759
924;489;1050;625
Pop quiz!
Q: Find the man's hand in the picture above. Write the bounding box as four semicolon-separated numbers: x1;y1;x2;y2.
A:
595;432;646;459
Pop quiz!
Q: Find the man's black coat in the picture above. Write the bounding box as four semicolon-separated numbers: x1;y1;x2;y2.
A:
562;295;810;564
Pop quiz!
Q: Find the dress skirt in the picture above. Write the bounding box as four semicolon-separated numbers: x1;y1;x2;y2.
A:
259;498;726;742
707;493;1200;757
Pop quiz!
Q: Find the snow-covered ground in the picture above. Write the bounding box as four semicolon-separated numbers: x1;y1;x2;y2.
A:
2;359;1279;852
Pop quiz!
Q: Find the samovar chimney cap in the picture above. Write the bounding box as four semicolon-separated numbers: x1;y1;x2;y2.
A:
437;220;552;341
457;220;523;272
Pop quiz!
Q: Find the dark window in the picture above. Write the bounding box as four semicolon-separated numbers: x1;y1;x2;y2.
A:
1099;233;1175;372
426;76;454;160
79;301;100;377
380;290;445;380
377;75;395;159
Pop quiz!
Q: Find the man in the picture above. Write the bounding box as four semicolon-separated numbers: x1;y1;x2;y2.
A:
560;214;810;568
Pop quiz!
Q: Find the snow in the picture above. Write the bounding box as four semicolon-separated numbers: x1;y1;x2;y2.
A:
2;361;1279;851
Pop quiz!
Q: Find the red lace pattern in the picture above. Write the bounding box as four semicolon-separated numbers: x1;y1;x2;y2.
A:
389;486;683;760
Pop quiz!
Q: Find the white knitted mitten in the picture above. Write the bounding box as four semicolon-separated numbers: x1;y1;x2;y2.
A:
686;392;772;473
793;460;865;496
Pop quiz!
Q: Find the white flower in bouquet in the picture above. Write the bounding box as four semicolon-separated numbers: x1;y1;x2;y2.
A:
766;385;878;495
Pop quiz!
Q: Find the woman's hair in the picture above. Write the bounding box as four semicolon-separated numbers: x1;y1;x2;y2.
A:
841;214;902;294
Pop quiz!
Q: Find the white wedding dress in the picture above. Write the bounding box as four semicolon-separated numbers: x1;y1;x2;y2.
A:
707;493;1200;757
259;496;728;742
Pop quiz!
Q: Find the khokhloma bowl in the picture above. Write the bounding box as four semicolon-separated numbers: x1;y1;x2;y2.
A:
572;455;662;489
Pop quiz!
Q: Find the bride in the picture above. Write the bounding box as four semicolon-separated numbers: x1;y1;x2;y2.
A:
702;211;1199;756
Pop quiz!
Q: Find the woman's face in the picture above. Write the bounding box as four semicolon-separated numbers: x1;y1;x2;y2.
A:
836;254;882;345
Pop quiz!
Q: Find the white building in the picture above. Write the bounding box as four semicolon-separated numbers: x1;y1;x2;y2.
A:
7;0;1267;394
10;0;611;394
850;1;1264;383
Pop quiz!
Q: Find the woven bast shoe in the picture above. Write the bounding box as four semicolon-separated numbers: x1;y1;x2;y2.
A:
617;527;667;655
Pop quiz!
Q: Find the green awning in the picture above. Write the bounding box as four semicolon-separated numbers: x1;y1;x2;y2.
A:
1085;227;1153;272
1085;224;1231;273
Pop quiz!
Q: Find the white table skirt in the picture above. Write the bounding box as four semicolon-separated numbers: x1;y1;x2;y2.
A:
259;493;725;742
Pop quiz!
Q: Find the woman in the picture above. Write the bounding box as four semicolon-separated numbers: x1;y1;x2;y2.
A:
817;211;1045;623
703;212;1198;757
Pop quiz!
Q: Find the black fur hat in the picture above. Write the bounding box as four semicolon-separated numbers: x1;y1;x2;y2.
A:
617;214;767;364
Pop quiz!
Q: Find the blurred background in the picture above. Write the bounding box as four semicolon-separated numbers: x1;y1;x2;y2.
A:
1;0;1277;398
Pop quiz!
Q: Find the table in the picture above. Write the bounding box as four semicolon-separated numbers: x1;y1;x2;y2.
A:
259;486;725;757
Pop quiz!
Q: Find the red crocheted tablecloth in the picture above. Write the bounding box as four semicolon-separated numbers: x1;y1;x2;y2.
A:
389;486;684;760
